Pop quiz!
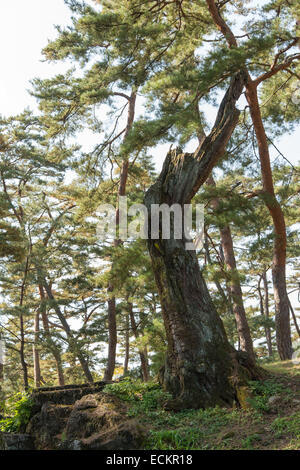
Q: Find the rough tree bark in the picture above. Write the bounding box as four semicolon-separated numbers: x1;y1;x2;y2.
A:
207;175;255;360
145;73;263;410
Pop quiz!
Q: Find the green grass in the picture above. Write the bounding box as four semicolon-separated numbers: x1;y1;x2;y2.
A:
271;413;300;439
104;361;300;450
263;360;300;377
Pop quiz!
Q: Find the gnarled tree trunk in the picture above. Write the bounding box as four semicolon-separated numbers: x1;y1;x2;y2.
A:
145;73;262;409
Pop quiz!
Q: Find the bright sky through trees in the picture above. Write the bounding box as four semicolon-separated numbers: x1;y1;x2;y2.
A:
0;0;299;170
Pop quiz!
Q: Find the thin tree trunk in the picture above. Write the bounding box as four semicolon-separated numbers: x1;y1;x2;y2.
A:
262;271;273;356
204;231;237;346
123;312;130;375
33;311;41;388
128;302;149;382
207;175;255;359
258;273;273;357
104;90;137;380
0;333;4;382
36;272;93;383
39;285;65;386
145;74;263;409
289;299;300;339
206;0;293;361
204;231;230;306
245;80;292;360
20;256;30;391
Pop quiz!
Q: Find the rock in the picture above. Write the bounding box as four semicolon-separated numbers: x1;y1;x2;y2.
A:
26;402;73;449
27;392;146;450
73;395;98;410
31;381;108;409
67;439;82;450
79;420;145;450
0;432;34;450
268;395;281;406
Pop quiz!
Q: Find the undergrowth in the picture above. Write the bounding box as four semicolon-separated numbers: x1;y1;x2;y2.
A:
102;371;300;450
0;393;33;433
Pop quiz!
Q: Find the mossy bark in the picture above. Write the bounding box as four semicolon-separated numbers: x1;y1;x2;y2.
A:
145;73;262;409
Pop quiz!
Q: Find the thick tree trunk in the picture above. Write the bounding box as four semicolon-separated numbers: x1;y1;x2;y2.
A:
128;302;150;382
245;80;292;360
104;91;137;381
145;74;262;409
33;311;41;388
207;176;255;359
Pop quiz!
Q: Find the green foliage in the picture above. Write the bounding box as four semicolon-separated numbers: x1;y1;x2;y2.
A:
144;406;239;450
241;433;263;450
0;393;33;433
146;427;206;450
271;413;300;439
247;379;287;412
103;378;171;413
0;0;300;418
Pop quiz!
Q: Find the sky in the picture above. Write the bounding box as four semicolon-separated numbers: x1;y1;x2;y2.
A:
0;0;299;313
0;0;299;167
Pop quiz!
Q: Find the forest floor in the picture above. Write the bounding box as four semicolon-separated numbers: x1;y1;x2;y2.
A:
120;360;300;450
